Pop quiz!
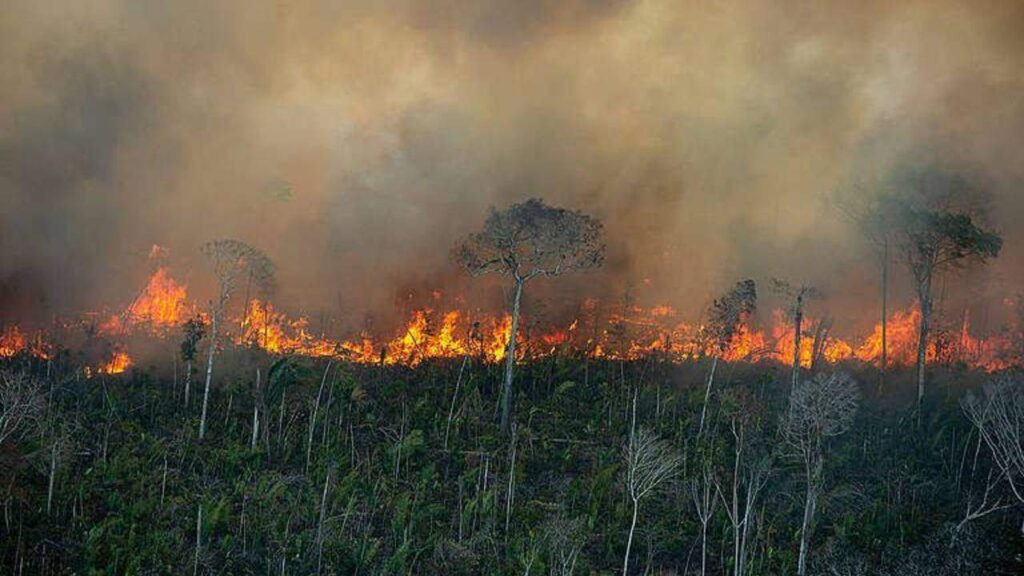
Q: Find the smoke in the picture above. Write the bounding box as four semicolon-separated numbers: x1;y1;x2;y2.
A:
2;0;1023;336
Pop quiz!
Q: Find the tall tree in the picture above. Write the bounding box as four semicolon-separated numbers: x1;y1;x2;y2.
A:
888;172;1001;405
836;187;900;389
198;240;274;440
697;279;757;439
782;372;860;576
454;198;604;434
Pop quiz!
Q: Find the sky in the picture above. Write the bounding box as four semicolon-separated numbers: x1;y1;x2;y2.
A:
2;0;1023;335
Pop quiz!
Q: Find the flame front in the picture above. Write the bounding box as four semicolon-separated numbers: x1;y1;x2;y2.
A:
1;266;1021;373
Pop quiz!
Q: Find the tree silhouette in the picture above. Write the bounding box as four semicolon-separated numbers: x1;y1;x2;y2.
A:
454;198;604;433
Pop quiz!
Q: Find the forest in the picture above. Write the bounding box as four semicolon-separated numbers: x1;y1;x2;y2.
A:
0;195;1021;575
4;1;1024;574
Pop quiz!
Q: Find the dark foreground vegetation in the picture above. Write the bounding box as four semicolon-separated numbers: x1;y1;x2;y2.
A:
0;349;1021;575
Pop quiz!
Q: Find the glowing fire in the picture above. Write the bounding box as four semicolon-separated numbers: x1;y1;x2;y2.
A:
101;267;190;334
0;325;27;358
98;349;132;374
0;265;1021;373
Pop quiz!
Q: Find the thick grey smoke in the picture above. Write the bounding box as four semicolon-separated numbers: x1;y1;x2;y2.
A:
1;0;1023;336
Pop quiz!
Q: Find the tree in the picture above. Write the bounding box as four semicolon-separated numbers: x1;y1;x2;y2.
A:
697;279;757;439
835;186;901;390
688;463;718;576
198;239;274;440
543;513;588;576
621;427;682;576
888;171;1002;405
781;372;860;576
962;377;1024;510
180;316;206;410
713;390;772;576
454;198;604;434
770;279;822;388
0;370;44;446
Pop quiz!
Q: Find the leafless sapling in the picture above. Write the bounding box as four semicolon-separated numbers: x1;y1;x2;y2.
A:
621;427;682;576
0;370;44;447
962;376;1024;527
781;372;860;576
543;513;588;576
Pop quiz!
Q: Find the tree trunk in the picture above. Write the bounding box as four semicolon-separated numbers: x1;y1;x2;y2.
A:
797;483;817;576
880;241;888;391
251;368;261;450
697;355;718;439
916;279;932;407
46;445;56;516
623;497;639;576
193;503;202;576
791;294;803;388
700;519;708;576
199;306;220;441
316;467;330;575
184;359;192;410
500;280;524;435
307;361;332;472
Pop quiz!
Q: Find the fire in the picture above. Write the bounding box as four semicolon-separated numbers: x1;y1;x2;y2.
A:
101;267;190;334
98;349;132;374
854;307;928;366
0;325;27;358
1;263;1021;373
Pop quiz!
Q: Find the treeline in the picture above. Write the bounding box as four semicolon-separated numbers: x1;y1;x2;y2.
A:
0;348;1021;575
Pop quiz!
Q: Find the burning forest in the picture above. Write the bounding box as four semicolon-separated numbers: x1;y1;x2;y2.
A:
3;1;1024;574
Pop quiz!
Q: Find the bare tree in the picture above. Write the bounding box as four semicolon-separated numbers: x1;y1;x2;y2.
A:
886;171;1001;405
198;239;274;440
621;427;682;576
543;513;588;576
770;279;822;388
714;419;771;576
962;377;1024;511
781;372;860;576
698;279;757;439
688;463;718;576
0;370;44;446
454;198;604;434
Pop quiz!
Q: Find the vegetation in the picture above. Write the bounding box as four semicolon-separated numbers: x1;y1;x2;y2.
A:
0;345;1020;575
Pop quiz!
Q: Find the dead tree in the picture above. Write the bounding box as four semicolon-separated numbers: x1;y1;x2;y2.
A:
781;372;860;576
621;427;682;576
688;463;718;576
698;279;757;439
543;513;588;576
714;418;771;576
454;198;604;434
0;370;44;446
962;377;1024;517
770;279;822;388
198;239;274;440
